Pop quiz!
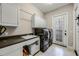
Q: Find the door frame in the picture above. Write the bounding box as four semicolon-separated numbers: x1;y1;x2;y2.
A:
52;12;69;47
73;4;76;50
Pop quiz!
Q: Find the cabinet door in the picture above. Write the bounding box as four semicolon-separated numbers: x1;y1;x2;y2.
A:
0;42;23;56
2;4;18;26
32;15;46;28
0;4;2;25
5;48;23;56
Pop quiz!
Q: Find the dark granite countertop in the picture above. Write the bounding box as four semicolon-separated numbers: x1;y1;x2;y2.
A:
0;33;33;38
0;34;38;49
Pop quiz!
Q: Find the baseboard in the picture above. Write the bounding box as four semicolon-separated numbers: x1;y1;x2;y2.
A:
67;46;75;51
74;50;78;56
53;43;67;47
33;50;40;56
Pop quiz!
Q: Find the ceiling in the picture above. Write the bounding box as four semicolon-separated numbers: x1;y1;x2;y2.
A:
33;3;69;14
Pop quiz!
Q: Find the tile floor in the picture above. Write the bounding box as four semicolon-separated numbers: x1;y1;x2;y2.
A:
35;44;76;56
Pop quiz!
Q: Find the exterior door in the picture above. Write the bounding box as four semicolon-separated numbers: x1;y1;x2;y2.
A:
52;12;68;46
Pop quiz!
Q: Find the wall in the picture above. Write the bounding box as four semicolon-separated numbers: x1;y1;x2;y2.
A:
3;3;44;35
74;3;79;55
44;4;74;48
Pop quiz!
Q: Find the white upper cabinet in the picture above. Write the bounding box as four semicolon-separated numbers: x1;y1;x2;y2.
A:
32;15;47;28
0;3;18;26
0;4;2;25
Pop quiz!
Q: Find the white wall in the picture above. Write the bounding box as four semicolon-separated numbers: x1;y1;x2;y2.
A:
3;3;44;36
44;4;74;48
74;3;79;55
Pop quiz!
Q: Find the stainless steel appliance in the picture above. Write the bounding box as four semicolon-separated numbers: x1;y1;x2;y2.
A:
33;28;50;52
22;35;40;56
48;29;53;46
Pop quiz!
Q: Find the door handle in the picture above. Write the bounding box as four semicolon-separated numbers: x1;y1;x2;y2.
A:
65;33;66;35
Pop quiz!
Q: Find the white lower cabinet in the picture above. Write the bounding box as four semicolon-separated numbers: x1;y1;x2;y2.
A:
0;37;40;56
4;48;23;56
0;42;23;56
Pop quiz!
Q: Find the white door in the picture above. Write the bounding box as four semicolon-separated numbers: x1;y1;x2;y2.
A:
4;48;23;56
52;13;68;46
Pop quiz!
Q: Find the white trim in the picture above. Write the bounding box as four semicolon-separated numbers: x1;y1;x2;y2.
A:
65;12;69;48
52;12;68;47
73;4;76;50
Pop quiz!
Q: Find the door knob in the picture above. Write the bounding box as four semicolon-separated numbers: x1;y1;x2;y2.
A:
65;33;66;35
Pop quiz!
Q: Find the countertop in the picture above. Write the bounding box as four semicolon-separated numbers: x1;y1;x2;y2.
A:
0;33;33;38
0;35;38;49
